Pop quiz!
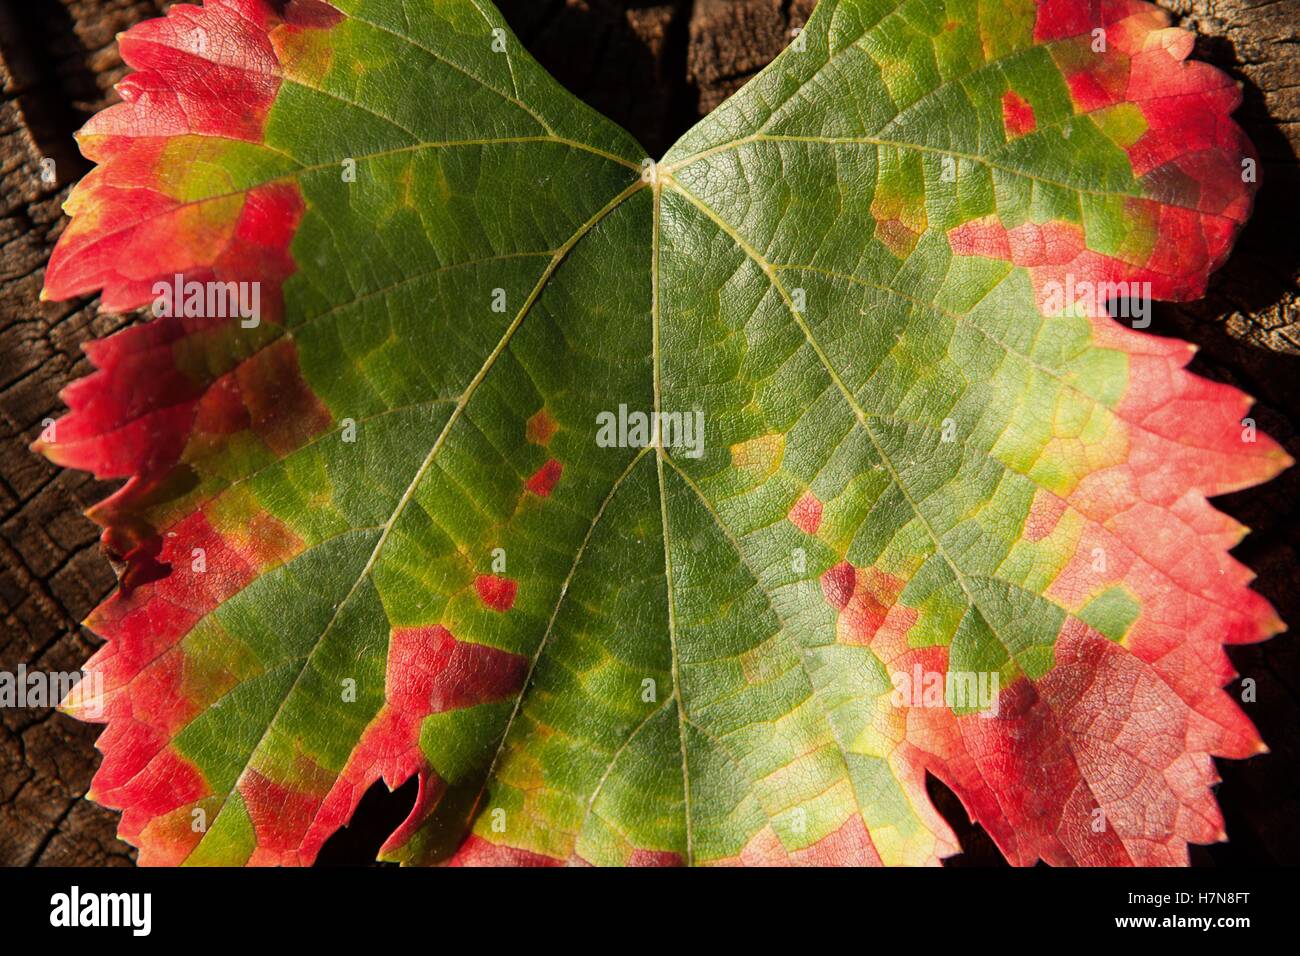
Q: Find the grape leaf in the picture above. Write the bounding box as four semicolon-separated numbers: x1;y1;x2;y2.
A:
39;0;1289;866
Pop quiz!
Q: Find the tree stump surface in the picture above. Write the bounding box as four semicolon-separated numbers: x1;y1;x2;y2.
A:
1;0;1295;866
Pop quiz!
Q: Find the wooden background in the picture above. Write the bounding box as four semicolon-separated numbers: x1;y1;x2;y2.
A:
0;0;1296;866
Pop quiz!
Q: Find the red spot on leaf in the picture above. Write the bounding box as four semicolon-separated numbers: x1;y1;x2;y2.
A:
475;573;518;612
526;458;563;497
788;491;823;534
1002;90;1037;137
526;409;557;446
820;561;856;610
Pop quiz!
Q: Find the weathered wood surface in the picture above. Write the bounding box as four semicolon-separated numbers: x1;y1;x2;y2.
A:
1;0;1295;865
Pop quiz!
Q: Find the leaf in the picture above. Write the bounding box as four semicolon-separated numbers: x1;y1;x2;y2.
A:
39;0;1289;867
